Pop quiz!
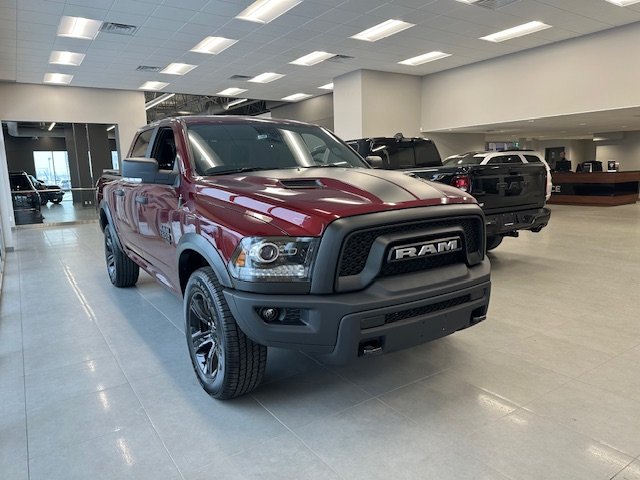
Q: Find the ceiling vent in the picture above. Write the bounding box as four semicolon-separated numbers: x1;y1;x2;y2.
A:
100;22;139;36
327;55;354;63
229;74;252;81
471;0;520;9
136;65;161;72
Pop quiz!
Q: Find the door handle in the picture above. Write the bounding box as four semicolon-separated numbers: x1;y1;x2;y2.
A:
135;195;147;205
114;189;124;197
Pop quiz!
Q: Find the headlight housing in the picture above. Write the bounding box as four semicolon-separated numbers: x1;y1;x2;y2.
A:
229;237;319;282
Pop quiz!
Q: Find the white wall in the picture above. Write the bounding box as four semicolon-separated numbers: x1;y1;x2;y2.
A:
0;83;146;156
270;94;334;130
595;131;640;171
421;22;640;131
0;127;13;248
334;70;363;139
423;132;485;159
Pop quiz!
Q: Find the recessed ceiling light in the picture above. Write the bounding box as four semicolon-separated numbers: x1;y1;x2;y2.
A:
290;51;336;66
351;19;415;42
161;63;197;75
217;87;248;96
190;36;238;55
236;0;302;24
604;0;640;5
139;81;169;91
49;51;85;66
43;73;73;85
282;93;311;102
57;16;102;40
399;51;451;66
480;21;551;42
318;83;334;90
248;72;285;83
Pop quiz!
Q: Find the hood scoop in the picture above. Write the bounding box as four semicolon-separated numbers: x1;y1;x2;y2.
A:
279;179;325;189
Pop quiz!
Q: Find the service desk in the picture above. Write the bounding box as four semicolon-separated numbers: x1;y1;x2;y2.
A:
548;171;640;206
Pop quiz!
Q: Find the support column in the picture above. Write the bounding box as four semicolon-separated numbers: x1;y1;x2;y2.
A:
333;70;422;140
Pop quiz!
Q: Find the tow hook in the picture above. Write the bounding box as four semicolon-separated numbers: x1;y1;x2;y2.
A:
359;339;383;357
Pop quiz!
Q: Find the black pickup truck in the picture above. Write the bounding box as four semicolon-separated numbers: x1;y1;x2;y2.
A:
348;137;551;250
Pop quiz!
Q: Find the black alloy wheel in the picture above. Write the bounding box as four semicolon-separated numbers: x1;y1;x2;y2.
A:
104;223;139;287
184;267;267;399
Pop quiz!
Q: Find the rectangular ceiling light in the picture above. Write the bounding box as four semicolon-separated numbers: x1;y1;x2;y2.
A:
399;51;451;66
106;125;116;131
318;83;333;90
455;0;479;3
145;93;175;110
248;72;285;83
57;16;102;40
161;63;197;75
190;36;238;55
604;0;640;5
236;0;302;24
43;73;73;85
480;21;551;42
351;19;415;42
290;51;336;66
282;93;311;102
139;81;169;91
49;51;85;66
217;87;248;96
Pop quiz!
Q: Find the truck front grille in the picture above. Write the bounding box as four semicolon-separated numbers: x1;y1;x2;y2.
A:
338;217;481;277
385;295;471;324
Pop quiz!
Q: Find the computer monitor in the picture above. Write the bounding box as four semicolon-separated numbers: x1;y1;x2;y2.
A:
555;160;571;172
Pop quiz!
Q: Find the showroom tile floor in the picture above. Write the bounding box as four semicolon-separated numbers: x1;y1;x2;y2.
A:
1;204;640;480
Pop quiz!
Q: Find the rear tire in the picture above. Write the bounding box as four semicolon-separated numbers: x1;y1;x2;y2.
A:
486;235;504;251
104;223;139;287
185;267;267;400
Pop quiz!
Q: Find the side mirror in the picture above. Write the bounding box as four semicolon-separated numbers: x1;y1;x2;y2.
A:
122;157;177;185
365;155;383;169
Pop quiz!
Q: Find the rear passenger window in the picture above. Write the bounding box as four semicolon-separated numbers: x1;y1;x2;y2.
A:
371;141;416;169
487;155;523;165
524;155;542;163
130;129;153;157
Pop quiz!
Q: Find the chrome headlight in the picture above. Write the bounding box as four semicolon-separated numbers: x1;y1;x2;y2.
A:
229;237;319;282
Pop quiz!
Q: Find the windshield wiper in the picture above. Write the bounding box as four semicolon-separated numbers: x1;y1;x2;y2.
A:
204;167;275;176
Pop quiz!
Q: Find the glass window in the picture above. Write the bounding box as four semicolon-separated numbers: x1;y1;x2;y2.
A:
524;155;542;163
33;151;70;188
152;128;177;170
130;129;153;157
187;123;368;176
370;140;416;169
9;173;33;191
443;153;485;166
486;155;523;165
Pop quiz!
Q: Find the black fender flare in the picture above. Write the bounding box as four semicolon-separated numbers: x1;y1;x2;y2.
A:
176;233;233;289
99;201;124;251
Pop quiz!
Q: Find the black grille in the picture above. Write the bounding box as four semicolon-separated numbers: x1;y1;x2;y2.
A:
338;217;481;277
385;295;471;324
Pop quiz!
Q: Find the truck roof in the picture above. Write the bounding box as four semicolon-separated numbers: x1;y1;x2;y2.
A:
146;115;319;130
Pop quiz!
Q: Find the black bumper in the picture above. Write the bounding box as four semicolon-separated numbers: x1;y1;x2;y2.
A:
223;260;490;365
485;207;550;235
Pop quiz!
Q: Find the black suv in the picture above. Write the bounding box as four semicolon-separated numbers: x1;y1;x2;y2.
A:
28;175;64;205
9;172;42;213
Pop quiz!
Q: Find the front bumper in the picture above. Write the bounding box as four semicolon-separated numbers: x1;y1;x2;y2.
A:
224;260;490;365
485;207;550;235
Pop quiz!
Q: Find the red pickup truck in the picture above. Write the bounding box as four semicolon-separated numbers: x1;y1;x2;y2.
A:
96;116;491;399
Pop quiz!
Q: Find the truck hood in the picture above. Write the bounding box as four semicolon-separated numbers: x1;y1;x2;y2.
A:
196;167;475;237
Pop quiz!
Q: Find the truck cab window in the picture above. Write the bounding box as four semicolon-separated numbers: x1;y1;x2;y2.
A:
153;128;178;171
130;129;153;157
371;141;416;169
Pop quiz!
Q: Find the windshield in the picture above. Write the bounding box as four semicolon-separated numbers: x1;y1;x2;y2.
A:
443;153;486;166
10;173;34;191
187;122;369;176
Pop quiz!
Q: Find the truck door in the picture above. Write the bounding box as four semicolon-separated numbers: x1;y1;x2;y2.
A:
134;127;182;290
112;128;153;255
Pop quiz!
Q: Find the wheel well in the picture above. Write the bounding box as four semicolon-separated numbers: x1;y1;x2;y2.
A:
179;250;210;293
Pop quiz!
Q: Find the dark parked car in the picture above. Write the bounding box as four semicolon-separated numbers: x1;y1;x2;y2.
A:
28;175;64;205
9;171;41;212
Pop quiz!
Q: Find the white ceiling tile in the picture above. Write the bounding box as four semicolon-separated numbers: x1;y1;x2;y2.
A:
152;5;199;22
17;0;64;15
61;4;109;20
161;0;209;11
103;11;149;27
110;0;155;15
66;0;114;9
17;10;60;26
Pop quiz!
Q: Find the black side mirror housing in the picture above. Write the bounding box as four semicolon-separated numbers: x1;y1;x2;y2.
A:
365;155;383;169
122;157;177;185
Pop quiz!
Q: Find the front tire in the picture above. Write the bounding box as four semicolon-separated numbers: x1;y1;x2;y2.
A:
185;267;267;399
104;223;139;287
486;235;504;251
